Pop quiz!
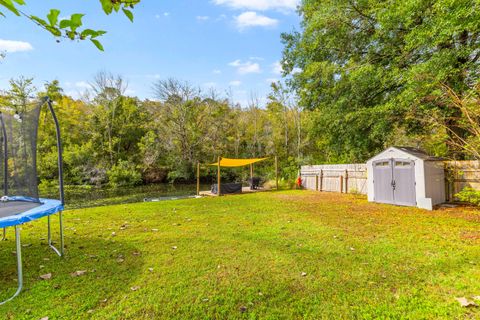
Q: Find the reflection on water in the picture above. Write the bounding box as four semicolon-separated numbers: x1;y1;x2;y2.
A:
40;184;209;209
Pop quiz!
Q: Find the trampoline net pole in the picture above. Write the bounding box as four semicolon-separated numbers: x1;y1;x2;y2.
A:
1;228;5;241
0;226;23;305
48;212;64;257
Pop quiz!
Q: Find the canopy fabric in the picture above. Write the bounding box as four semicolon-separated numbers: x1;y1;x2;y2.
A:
209;157;269;167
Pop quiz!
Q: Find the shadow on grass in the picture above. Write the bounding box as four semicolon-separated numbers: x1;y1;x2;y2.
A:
0;231;145;319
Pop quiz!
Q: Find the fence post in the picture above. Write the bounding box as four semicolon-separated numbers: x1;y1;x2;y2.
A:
315;174;319;191
345;169;349;194
339;175;343;193
320;169;323;191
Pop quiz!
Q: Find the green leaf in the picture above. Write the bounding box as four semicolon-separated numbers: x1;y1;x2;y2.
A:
122;8;133;22
99;0;113;15
81;29;107;39
47;9;60;26
91;38;104;51
0;0;20;16
30;15;48;27
59;19;72;29
46;25;61;37
70;13;84;29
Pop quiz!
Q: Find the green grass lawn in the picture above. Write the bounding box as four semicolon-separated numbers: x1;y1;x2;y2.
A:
1;191;479;319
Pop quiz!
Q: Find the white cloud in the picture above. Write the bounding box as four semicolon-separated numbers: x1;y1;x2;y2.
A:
156;12;170;18
213;0;298;11
0;39;33;53
229;80;242;86
197;16;210;21
216;14;228;21
272;61;283;75
125;89;136;96
212;69;222;74
235;12;278;30
292;67;302;74
228;59;262;74
75;81;91;89
266;78;279;84
203;82;217;88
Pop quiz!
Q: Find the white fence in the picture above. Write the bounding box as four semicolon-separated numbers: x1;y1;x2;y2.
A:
302;161;480;199
301;164;367;194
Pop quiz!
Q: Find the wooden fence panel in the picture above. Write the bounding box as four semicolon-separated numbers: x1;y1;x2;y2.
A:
301;164;367;194
445;161;480;200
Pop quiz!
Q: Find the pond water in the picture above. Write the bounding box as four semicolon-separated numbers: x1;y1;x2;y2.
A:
40;184;210;210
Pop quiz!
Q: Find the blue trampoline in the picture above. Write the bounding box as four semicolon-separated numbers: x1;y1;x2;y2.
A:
0;97;65;305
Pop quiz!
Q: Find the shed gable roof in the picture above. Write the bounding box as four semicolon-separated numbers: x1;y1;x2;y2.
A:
392;146;443;161
367;146;444;163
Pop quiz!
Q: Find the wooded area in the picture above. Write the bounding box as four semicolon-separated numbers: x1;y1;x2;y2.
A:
282;0;480;163
0;74;317;187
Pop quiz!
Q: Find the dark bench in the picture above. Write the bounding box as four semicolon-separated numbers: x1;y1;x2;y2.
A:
211;183;242;195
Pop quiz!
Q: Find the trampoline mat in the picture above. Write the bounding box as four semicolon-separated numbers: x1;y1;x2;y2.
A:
0;201;42;219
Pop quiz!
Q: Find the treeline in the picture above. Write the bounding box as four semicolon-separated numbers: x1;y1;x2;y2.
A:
281;0;480;162
0;74;321;187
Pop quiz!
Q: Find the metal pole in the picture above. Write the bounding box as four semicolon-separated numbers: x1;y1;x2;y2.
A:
250;163;253;188
196;162;200;196
1;227;6;241
0;113;8;195
45;97;65;257
46;98;64;205
217;156;221;196
0;226;23;305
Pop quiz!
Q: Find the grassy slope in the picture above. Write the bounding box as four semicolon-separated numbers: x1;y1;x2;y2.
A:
0;191;479;319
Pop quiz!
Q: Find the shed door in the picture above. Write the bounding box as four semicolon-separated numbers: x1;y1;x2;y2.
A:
373;160;394;204
392;160;416;206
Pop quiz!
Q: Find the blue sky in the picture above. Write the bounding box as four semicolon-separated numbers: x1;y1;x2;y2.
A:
0;0;300;106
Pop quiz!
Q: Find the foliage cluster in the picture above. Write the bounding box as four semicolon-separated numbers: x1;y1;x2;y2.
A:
282;0;480;162
0;74;315;187
455;187;480;206
0;0;139;50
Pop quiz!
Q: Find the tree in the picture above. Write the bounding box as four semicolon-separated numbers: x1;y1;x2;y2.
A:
281;0;480;161
427;83;480;159
0;0;140;50
151;79;221;181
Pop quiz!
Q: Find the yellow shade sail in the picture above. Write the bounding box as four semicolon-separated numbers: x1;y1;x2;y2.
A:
209;157;269;167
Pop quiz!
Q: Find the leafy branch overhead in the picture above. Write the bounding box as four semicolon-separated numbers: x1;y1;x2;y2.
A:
0;0;140;51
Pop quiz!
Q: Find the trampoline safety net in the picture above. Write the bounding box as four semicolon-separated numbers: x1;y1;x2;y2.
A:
0;101;42;201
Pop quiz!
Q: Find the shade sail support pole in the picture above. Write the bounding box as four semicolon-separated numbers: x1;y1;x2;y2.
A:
275;156;279;190
196;162;200;196
217;156;221;196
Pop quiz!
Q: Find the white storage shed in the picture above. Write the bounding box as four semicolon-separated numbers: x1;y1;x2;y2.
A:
366;147;445;210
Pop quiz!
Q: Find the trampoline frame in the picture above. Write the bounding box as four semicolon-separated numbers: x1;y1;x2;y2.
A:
0;97;65;305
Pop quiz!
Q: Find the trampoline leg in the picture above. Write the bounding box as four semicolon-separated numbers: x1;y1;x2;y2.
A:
48;212;64;257
0;226;23;305
1;228;6;241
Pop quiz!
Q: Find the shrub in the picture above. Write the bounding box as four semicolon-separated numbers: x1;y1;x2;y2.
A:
107;160;142;187
455;187;480;206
